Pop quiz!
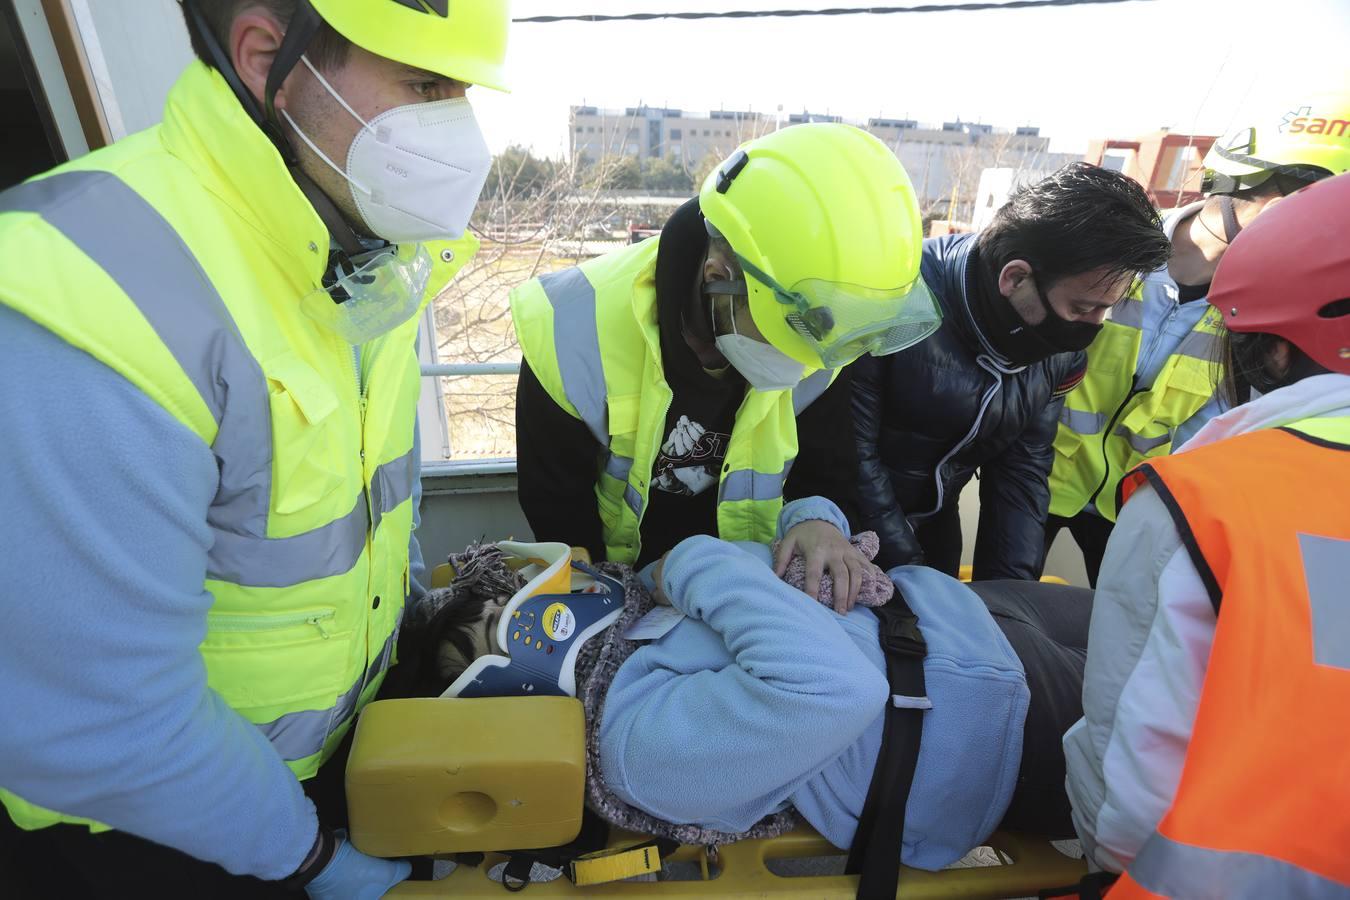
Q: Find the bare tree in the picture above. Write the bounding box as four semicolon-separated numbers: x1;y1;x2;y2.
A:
428;131;659;460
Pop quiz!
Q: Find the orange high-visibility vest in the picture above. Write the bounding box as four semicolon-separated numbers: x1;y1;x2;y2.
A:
1107;419;1350;899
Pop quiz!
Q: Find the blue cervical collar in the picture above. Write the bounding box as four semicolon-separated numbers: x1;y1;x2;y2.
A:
443;563;625;699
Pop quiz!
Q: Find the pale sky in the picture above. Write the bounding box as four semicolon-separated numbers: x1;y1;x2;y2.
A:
472;0;1350;159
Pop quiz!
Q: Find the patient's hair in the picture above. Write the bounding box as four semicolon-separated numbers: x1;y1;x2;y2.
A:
394;593;494;697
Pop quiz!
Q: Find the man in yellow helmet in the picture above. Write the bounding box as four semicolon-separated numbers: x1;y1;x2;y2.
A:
0;1;509;896
512;124;940;611
1044;94;1350;585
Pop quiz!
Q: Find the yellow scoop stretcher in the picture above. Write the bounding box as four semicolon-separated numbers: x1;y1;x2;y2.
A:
347;697;1086;899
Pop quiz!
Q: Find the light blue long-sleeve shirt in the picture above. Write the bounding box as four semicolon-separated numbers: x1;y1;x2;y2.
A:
1131;205;1229;452
0;306;423;880
1131;278;1226;451
602;498;1029;870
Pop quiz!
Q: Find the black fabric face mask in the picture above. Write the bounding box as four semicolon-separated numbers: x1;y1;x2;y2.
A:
975;274;1101;365
1029;281;1102;354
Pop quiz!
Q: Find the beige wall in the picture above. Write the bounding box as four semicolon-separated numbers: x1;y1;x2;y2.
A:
955;480;1090;586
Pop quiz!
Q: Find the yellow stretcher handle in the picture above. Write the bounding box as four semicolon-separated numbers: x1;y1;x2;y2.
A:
959;564;1069;586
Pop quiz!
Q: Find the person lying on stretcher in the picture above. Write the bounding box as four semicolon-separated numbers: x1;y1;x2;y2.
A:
398;497;1092;870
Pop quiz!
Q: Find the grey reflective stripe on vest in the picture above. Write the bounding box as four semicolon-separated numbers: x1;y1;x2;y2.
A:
1175;328;1222;363
538;267;609;446
1110;298;1145;329
256;618;400;761
605;454;641;516
793;368;835;415
210;493;368;588
370;447;418;534
605;453;634;482
1113;423;1171;454
1302;533;1350;670
624;484;643;518
1131;832;1349;899
1;172;372;588
1060;406;1108;435
719;464;791;503
0;171;274;539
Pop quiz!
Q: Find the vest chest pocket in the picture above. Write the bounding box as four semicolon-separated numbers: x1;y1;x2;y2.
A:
1052;420;1088;460
1132;358;1217;436
266;353;355;518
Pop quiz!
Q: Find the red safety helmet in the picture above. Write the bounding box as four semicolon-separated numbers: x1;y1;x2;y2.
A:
1209;172;1350;374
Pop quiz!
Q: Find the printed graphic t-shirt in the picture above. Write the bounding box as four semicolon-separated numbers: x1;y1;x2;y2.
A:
636;199;747;567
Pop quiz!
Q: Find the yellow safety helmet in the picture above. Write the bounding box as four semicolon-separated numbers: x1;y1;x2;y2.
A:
310;0;511;92
1202;92;1350;195
699;123;938;369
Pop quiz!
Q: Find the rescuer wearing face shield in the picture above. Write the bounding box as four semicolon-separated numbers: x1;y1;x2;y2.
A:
0;2;510;896
512;124;942;612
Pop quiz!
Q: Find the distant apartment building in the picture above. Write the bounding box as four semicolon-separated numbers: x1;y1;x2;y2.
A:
1086;129;1217;209
570;105;776;170
569;105;1077;211
971;167;1058;231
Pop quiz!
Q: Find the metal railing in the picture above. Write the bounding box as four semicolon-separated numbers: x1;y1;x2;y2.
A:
421;362;521;377
419;362;522;476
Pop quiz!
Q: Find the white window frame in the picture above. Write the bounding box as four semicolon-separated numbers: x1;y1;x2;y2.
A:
415;304;520;475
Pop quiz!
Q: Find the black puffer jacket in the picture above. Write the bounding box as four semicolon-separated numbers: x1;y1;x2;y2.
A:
851;234;1086;580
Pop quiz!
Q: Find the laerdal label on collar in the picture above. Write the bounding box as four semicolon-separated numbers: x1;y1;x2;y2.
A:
544;602;576;640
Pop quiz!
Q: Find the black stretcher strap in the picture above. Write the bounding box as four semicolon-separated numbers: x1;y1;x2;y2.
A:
845;594;928;900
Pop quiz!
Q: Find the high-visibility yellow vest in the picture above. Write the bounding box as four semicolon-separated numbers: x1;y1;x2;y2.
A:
509;237;834;564
0;63;475;830
1047;283;1225;522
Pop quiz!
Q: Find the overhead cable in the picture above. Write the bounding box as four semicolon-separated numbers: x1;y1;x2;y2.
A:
515;0;1154;24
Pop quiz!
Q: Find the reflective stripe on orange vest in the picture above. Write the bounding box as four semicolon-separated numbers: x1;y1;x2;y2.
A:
1108;423;1350;899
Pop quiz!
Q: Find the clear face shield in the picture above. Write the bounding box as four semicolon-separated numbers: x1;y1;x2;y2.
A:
301;243;433;345
736;256;942;368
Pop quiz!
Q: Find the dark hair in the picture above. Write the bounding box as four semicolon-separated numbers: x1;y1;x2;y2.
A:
182;1;351;73
977;162;1172;290
383;592;490;698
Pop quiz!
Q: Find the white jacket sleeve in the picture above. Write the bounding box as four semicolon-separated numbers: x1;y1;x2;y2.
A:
1062;484;1216;873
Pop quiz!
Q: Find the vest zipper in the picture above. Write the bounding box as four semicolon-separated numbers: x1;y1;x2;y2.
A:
207;609;336;639
1085;387;1138;512
351;345;368;450
350;342;376;699
1085;299;1186;514
631;390;673;562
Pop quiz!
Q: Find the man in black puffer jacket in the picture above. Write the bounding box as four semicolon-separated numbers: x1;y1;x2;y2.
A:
852;164;1171;580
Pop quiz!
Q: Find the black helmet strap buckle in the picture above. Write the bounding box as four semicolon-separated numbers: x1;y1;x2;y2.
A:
715;149;749;194
262;0;324;165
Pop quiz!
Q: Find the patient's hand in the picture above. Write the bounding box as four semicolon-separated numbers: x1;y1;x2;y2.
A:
650;553;672;606
774;519;869;613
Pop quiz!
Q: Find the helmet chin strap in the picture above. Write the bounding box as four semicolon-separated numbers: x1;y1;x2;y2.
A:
1218;195;1243;244
181;0;365;257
